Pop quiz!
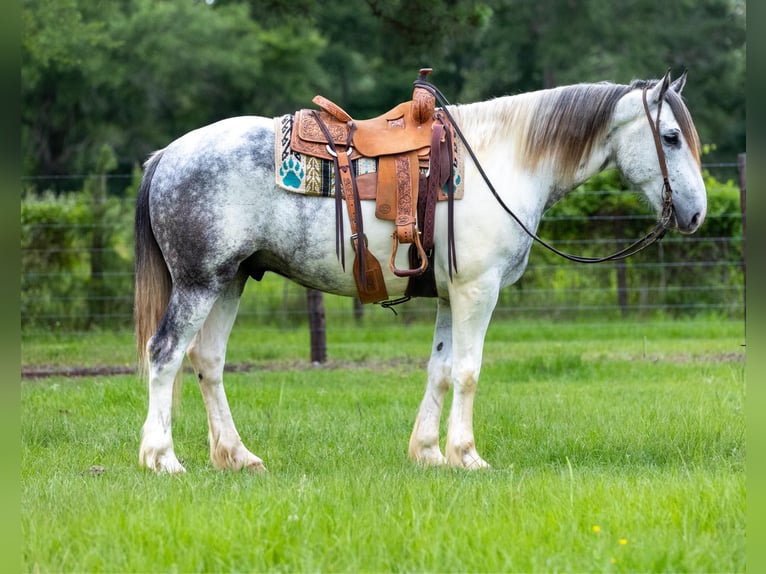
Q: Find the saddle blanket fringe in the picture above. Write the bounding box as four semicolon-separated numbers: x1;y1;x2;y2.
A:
273;114;464;198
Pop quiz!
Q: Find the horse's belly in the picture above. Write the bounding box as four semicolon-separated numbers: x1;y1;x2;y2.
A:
240;249;360;297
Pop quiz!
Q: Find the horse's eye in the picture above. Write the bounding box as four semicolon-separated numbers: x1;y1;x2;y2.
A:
662;130;680;147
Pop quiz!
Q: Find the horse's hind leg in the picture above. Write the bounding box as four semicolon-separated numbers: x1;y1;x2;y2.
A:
186;272;266;472
409;297;452;466
139;286;219;474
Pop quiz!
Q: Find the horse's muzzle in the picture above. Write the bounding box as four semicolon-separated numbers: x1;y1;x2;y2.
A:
675;210;704;235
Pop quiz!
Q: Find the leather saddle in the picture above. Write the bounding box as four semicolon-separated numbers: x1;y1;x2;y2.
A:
290;69;455;304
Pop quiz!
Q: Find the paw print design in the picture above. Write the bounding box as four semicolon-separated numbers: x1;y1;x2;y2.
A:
279;155;304;189
443;172;461;194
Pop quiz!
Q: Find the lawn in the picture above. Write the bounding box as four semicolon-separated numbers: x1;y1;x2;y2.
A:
21;317;745;572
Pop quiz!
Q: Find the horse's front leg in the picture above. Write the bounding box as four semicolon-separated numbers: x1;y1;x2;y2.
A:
186;275;266;472
444;277;499;469
409;298;453;466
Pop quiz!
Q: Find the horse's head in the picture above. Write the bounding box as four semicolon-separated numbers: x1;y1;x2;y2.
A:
611;71;707;234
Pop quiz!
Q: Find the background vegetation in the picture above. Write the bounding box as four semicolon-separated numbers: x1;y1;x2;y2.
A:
22;0;745;178
20;169;744;332
20;0;746;332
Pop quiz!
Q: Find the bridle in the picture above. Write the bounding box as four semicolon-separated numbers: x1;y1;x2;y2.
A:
414;79;676;264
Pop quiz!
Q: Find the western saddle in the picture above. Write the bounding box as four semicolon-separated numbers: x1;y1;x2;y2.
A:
290;69;456;304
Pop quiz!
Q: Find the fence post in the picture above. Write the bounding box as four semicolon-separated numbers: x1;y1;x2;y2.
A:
613;219;628;317
737;153;746;321
86;144;117;328
307;288;327;364
352;297;364;323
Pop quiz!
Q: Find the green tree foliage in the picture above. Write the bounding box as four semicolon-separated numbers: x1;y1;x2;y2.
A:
438;0;745;164
22;0;744;176
22;0;325;176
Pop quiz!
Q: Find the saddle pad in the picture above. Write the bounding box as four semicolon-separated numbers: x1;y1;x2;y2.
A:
273;114;464;199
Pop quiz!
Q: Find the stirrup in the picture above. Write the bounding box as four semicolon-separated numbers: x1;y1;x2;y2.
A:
389;230;429;277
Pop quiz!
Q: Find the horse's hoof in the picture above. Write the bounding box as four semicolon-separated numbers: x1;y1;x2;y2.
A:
464;456;491;470
410;447;447;467
212;444;267;473
141;452;186;474
158;461;187;474
446;444;490;470
244;460;268;473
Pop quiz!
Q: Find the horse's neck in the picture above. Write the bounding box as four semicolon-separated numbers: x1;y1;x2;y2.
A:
450;93;613;210
544;147;612;209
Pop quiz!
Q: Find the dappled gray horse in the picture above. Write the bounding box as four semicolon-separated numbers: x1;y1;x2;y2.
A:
134;71;706;473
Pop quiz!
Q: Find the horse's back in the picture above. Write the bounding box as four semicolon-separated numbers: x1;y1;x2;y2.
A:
153;116;275;190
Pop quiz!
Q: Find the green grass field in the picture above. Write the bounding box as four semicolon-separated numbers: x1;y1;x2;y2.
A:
21;317;745;572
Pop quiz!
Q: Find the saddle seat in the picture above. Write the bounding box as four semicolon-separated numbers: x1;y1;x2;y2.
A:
290;69;455;304
292;98;435;159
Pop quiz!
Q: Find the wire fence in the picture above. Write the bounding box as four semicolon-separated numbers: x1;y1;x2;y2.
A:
20;161;745;333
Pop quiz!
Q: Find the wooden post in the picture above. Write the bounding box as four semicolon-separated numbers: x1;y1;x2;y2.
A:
307;288;327;364
613;219;628;317
352;297;363;323
737;153;746;321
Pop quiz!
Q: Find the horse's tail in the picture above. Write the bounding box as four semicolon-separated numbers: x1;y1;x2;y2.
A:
134;150;171;376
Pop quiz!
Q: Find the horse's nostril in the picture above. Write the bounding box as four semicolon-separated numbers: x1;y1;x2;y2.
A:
690;213;700;229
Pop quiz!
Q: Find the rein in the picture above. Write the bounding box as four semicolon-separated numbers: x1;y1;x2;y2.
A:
414;79;676;263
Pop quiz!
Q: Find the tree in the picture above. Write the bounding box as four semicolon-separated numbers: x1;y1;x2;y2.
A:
22;0;745;179
22;0;326;176
440;0;745;162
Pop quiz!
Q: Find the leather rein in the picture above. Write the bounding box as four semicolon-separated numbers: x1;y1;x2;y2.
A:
415;79;676;264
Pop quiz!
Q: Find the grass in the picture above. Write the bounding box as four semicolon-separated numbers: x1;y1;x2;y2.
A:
21;317;745;572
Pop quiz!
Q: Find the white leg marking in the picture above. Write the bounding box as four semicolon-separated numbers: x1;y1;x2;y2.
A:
139;288;218;474
139;359;187;474
187;282;266;472
446;362;489;469
444;278;499;469
409;299;452;466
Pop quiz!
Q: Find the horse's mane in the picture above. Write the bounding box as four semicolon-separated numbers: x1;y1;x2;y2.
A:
452;79;701;183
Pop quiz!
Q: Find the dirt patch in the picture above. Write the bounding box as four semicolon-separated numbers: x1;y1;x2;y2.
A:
22;365;137;379
21;357;429;380
22;349;743;380
602;351;746;364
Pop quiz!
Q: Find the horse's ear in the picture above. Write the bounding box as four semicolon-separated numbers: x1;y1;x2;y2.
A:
670;70;687;94
647;69;672;103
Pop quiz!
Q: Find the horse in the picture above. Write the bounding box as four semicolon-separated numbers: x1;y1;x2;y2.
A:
134;70;706;474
